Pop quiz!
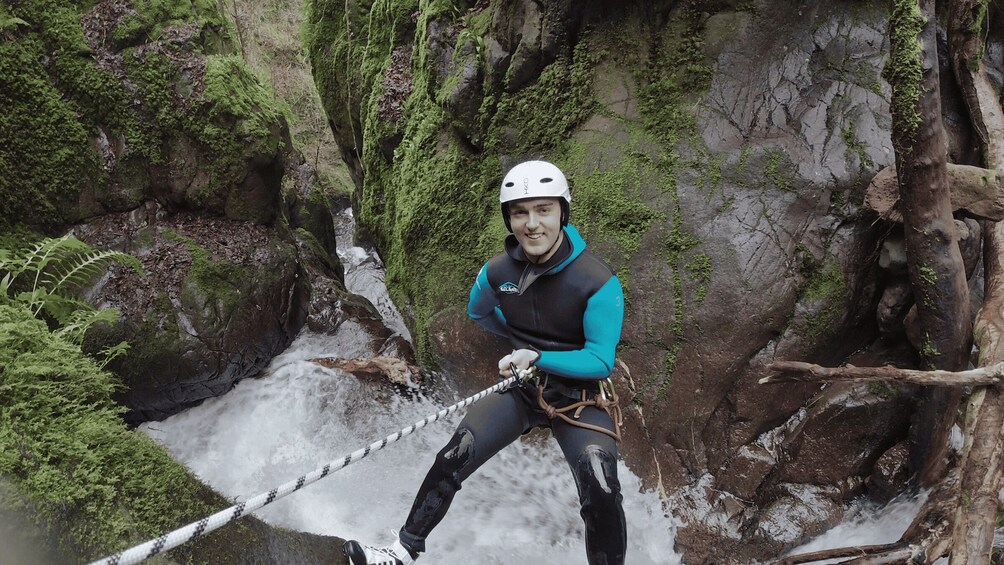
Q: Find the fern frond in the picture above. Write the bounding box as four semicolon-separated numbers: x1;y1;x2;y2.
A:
0;15;28;32
97;340;131;369
0;5;28;33
55;307;121;345
16;287;49;312
41;293;96;326
23;236;91;293
5;236;143;317
42;249;125;293
0;272;10;303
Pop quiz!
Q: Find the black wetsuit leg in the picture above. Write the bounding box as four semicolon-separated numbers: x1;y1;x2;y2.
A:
552;404;627;565
398;387;532;554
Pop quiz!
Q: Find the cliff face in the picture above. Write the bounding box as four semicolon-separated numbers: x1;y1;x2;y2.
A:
0;0;406;422
306;0;1001;560
1;0;288;229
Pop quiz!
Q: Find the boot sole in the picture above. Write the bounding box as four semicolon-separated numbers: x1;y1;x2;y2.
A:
343;540;401;565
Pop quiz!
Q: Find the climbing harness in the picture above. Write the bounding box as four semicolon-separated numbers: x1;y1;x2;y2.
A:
87;369;535;565
535;375;623;442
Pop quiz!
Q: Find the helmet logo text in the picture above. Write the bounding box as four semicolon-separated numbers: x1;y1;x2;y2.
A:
523;177;529;195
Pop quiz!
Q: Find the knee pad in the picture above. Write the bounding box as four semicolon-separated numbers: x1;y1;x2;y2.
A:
573;445;622;510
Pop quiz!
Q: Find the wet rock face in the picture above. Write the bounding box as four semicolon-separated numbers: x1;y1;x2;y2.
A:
73;190;413;425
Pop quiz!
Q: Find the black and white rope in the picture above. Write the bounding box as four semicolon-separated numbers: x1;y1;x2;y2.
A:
88;373;523;565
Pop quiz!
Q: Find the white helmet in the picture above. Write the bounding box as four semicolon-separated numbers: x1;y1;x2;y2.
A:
499;160;571;231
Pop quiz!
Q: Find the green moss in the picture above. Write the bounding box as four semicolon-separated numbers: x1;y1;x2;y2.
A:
842;121;875;170
921;333;940;364
203;55;290;143
686;253;713;303
912;264;938;310
0;35;104;230
651;203;707;400
123;49;287;217
164;230;250;312
867;381;897;398
961;1;987;71
485;39;600;153
882;0;924;154
801;259;848;339
655;342;683;401
636;1;713;147
1;0;287;231
113;0;227;47
563;142;664;259
919;265;937;286
765;150;795;192
695;153;725;200
0;304;215;559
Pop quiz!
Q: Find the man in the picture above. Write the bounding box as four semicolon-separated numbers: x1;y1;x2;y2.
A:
344;160;627;565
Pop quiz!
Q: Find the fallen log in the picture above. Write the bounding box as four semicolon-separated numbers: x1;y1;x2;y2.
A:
760;361;1004;386
309;355;422;386
772;542;912;565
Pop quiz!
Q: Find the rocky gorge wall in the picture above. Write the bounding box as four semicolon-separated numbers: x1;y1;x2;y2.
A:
306;0;1003;561
0;0;391;561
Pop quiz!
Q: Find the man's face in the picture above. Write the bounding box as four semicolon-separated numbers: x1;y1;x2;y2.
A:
508;197;563;263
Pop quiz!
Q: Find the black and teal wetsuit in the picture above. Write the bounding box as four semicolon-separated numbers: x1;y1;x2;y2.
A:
468;224;624;383
398;225;628;565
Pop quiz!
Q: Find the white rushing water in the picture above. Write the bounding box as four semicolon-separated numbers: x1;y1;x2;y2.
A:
332;207;410;341
141;208;681;564
142;334;681;564
785;492;933;564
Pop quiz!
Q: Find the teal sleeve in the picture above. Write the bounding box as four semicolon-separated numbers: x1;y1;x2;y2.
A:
536;276;624;380
467;263;509;337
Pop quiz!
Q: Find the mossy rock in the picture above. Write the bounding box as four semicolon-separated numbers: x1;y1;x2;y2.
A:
77;211;308;422
0;317;347;560
0;0;291;232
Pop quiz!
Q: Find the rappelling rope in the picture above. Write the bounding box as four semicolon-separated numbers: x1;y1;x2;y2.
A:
88;370;530;565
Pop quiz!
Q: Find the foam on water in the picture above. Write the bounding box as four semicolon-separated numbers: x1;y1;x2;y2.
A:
785;491;948;565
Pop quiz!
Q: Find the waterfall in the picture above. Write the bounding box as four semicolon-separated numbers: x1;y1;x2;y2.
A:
143;335;680;564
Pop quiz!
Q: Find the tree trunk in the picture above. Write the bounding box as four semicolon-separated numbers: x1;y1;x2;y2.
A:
948;2;1004;562
947;0;1004;163
887;0;971;487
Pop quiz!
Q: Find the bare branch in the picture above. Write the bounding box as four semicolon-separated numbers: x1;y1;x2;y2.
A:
771;542;909;565
761;361;1004;386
